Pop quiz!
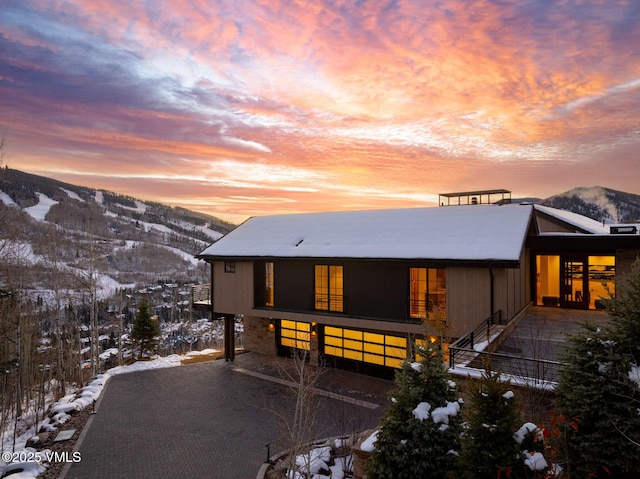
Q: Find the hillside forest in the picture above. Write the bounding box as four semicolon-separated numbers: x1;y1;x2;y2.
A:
0;160;235;450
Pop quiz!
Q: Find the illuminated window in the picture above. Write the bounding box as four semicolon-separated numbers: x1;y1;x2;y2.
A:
536;255;560;306
265;262;274;307
280;320;310;351
428;268;447;313
588;256;615;309
536;255;615;310
410;268;427;318
323;327;407;369
410;268;446;318
315;265;343;312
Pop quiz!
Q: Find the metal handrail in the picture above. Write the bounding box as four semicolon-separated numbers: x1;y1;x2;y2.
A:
191;284;211;304
448;309;568;385
311;292;345;312
450;348;566;384
449;310;503;356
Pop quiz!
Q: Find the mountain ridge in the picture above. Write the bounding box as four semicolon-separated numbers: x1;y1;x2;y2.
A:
0;168;235;290
0;168;235;238
542;186;640;224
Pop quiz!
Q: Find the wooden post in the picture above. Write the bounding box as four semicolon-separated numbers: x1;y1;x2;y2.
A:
224;315;235;361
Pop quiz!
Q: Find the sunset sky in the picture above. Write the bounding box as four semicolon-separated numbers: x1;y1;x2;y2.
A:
1;0;639;224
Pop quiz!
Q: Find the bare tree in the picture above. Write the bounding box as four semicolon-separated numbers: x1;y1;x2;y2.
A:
492;316;558;424
74;218;107;377
269;350;324;478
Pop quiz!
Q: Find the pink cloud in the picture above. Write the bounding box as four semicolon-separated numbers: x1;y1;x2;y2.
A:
2;0;639;223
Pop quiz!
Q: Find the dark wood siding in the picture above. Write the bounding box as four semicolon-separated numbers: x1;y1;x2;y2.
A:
343;261;408;320
253;261;266;307
256;259;420;322
254;260;313;310
274;260;314;311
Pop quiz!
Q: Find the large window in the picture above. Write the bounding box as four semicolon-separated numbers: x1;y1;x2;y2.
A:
280;320;310;351
324;326;407;369
410;267;446;319
315;265;343;312
536;255;615;309
265;262;274;307
536;255;560;306
588;256;615;309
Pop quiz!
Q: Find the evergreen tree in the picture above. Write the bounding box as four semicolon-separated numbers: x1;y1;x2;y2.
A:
458;366;524;478
131;298;160;359
604;259;640;364
366;343;463;479
554;322;640;478
605;262;640;454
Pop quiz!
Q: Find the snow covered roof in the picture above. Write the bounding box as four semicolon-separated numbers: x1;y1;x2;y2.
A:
198;204;537;263
533;204;610;234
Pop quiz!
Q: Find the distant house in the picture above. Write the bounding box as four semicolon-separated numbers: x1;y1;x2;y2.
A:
197;191;640;378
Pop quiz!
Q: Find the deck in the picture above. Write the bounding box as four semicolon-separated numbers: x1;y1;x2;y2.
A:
449;306;609;388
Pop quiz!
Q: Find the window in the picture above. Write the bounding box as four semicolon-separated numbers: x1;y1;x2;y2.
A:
315;265;343;312
588;256;615;309
224;261;236;273
410;268;427;318
428;268;446;313
324;326;407;369
410;267;446;319
280;320;310;351
535;255;560;306
265;262;274;307
536;255;615;309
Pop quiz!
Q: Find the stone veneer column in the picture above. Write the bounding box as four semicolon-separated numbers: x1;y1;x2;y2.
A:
243;315;276;356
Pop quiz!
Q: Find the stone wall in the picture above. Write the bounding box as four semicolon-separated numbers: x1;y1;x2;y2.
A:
244;315;277;356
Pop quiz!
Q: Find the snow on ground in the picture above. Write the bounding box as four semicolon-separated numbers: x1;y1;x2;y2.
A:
139;219;173;235
166;245;203;266
0;189;17;206
60;188;83;202
95;272;127;297
449;365;558;391
183;348;219;358
172;218;223;242
116;199;148;214
472;330;504;352
359;430;378;452
113;239;203;266
24;193;58;221
0;241;36;264
0;352;207;478
94;191;147;213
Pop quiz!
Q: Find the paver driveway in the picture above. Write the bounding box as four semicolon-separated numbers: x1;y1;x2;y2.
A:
63;354;390;479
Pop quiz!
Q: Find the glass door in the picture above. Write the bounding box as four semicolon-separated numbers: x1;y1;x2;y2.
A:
561;256;589;309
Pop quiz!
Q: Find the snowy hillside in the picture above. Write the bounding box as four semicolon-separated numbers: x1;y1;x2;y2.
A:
542;186;640;224
0;168;235;292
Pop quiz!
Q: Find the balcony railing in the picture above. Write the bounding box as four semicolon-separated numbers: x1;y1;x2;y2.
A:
191;284;211;311
448;309;566;387
311;293;345;313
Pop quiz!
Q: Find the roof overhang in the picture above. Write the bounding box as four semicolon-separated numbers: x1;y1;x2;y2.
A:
196;254;520;268
526;234;640;253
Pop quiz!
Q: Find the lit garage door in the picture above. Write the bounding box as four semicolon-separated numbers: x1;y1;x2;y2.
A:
323;326;407;369
280;319;310;351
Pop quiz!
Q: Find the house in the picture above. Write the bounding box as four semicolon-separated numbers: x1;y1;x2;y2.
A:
196;191;640;378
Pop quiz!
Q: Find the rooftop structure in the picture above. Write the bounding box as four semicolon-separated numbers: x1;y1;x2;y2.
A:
439;189;512;206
